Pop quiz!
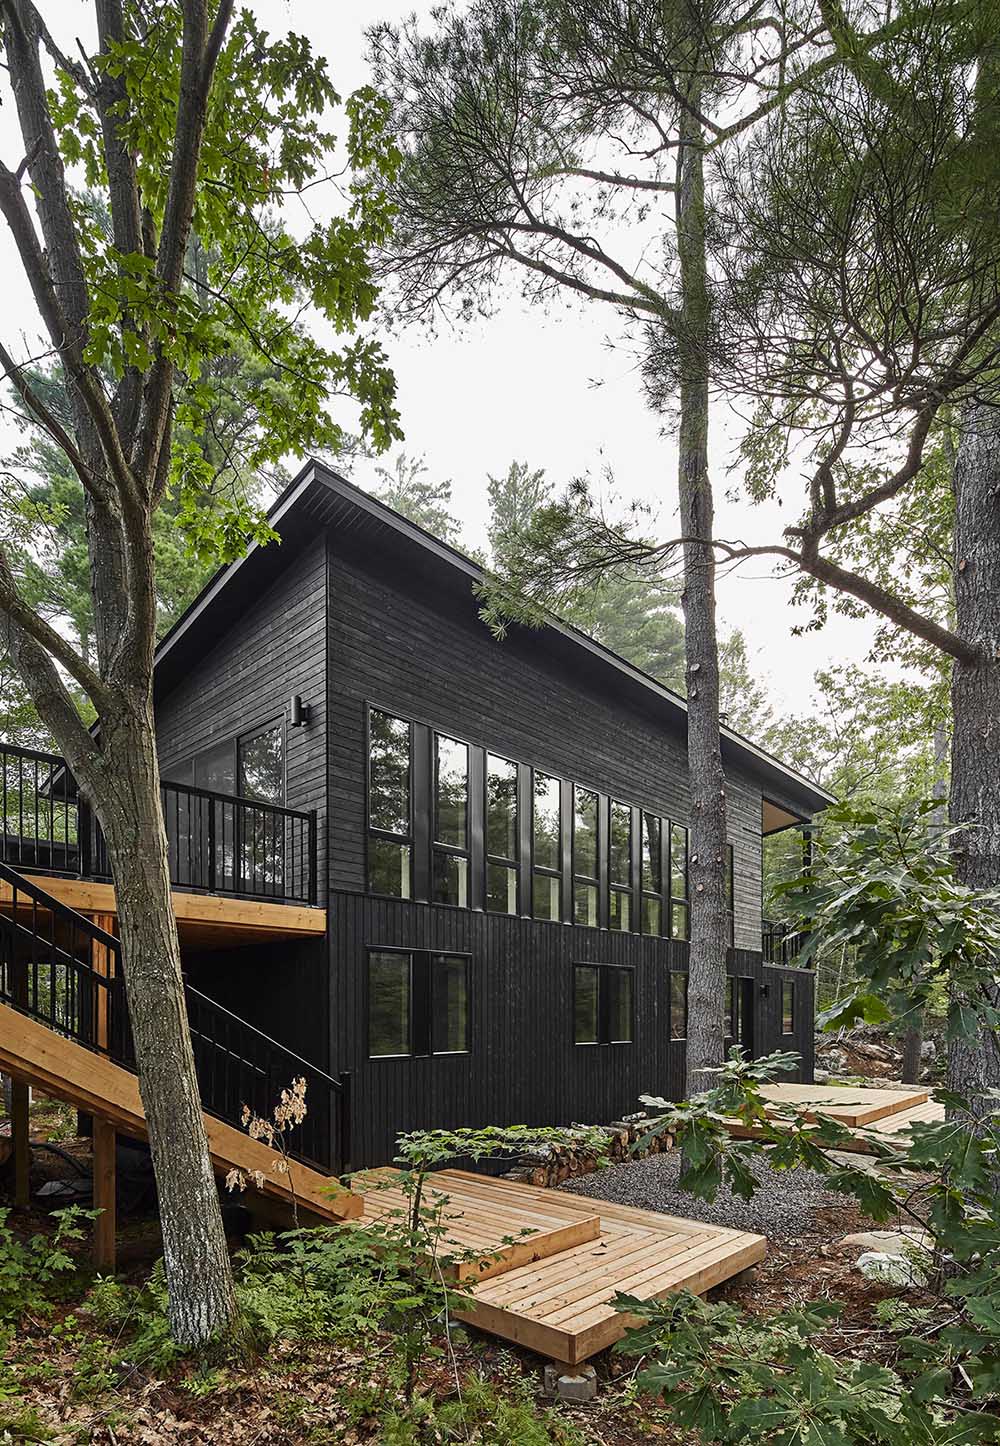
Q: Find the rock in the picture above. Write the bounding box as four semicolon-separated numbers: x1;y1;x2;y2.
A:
841;1229;932;1254
920;1039;937;1062
814;1068;832;1084
856;1251;928;1287
544;1363;598;1402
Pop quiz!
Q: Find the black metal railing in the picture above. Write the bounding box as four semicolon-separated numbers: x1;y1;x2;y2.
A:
762;917;807;967
0;741;317;905
0;864;347;1172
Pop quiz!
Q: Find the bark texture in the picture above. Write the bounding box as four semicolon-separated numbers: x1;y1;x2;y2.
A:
948;404;1000;1114
675;92;729;1098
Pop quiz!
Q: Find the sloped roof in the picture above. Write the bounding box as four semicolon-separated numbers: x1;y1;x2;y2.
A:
154;459;835;822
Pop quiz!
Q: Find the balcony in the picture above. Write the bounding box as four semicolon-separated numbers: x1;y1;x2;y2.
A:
0;741;324;946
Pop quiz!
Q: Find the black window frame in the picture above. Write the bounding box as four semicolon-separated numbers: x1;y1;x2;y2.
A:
168;715;286;803
573;962;634;1046
669;969;688;1041
572;785;600;928
531;769;563;923
782;976;796;1035
366;707;414;900
485;751;519;916
431;732;470;908
640;811;664;937
669;823;690;941
608;799;634;933
367;946;472;1059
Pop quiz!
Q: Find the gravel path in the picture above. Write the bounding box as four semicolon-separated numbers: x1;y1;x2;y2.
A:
560;1149;854;1239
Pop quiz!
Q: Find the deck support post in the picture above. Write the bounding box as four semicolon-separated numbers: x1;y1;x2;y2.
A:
92;1116;117;1272
11;1078;30;1207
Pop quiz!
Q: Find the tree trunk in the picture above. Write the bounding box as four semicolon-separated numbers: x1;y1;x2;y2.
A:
902;723;949;1083
675;92;729;1098
948;404;1000;1115
90;708;239;1345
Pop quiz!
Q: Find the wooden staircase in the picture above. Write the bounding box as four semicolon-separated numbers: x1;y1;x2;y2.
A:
0;864;362;1263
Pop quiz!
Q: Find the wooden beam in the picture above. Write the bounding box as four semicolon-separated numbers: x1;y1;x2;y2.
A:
89;911;116;1052
11;1079;30;1208
92;1116;116;1272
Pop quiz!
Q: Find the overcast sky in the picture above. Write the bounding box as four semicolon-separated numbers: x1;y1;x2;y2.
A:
0;0;885;717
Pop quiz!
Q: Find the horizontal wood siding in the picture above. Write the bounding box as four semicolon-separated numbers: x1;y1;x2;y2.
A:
154;535;328;884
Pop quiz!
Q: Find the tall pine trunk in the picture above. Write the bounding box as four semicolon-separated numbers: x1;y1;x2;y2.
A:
948;404;1000;1115
676;91;729;1098
95;706;239;1344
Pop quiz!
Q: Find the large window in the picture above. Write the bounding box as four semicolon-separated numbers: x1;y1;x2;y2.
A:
368;710;412;898
669;824;689;940
486;754;518;914
432;734;469;906
641;812;662;936
574;964;633;1044
368;949;470;1058
609;801;632;932
238;723;284;804
573;788;599;926
670;970;688;1040
532;772;562;921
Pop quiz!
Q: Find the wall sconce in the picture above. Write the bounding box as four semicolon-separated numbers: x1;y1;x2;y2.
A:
290;694;311;728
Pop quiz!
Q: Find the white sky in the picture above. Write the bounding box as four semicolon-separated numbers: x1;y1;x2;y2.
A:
0;0;885;718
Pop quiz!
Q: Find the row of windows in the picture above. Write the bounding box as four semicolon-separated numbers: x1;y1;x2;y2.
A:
367;707;736;940
366;950;797;1058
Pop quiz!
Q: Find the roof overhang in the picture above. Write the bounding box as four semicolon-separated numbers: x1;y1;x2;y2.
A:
154;460;837;822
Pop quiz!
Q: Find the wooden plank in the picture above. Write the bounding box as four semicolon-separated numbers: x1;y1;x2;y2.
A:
11;1079;29;1208
453;1215;602;1284
759;1083;929;1127
0;876;326;941
92;1116;116;1272
0;1003;361;1222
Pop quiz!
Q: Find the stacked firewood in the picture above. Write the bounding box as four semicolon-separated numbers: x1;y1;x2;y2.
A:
504;1114;675;1189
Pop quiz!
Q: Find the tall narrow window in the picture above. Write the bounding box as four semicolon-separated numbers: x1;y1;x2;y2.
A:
485;754;518;914
782;977;796;1035
574;964;633;1044
368;710;411;898
669;823;689;940
238;723;284;804
670;970;688;1040
432;734;469;907
725;843;735;945
608;801;632;932
532;772;562;921
368;949;470;1058
641;812;662;935
573;787;599;926
238;723;285;894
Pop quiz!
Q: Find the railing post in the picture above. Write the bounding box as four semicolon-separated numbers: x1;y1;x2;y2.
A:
308;810;318;905
208;797;216;893
337;1070;352;1175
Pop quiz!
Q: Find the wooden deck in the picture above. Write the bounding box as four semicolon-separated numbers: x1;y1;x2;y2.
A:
0;873;326;948
358;1168;766;1365
728;1082;944;1155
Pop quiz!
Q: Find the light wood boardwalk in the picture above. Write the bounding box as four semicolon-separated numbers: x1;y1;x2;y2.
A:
356;1168;766;1365
727;1082;944;1154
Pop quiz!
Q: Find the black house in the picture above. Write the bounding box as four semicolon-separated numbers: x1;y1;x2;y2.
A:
146;461;831;1169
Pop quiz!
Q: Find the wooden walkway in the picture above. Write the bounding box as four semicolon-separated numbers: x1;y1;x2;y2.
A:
727;1082;944;1155
358;1168;765;1366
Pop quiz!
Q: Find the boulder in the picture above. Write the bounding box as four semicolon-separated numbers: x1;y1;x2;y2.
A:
856;1251;928;1287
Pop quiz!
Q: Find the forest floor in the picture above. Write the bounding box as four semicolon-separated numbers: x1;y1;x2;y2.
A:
1;1096;935;1445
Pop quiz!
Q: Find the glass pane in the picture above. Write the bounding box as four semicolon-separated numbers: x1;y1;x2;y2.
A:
432;850;468;907
574;965;598;1044
670;971;688;1040
434;735;468;848
783;979;795;1033
574;788;598;879
641;813;661;892
609;802;631;886
194;740;234;795
238;725;283;804
486;860;518;914
671;900;689;941
369;952;410;1056
533;869;560;921
574;881;598;927
609;969;632;1042
486;755;518;860
642;895;661;936
670;823;688;898
370;711;410;836
368;838;411;898
609;887;630;932
533;773;560;870
433;955;469;1053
